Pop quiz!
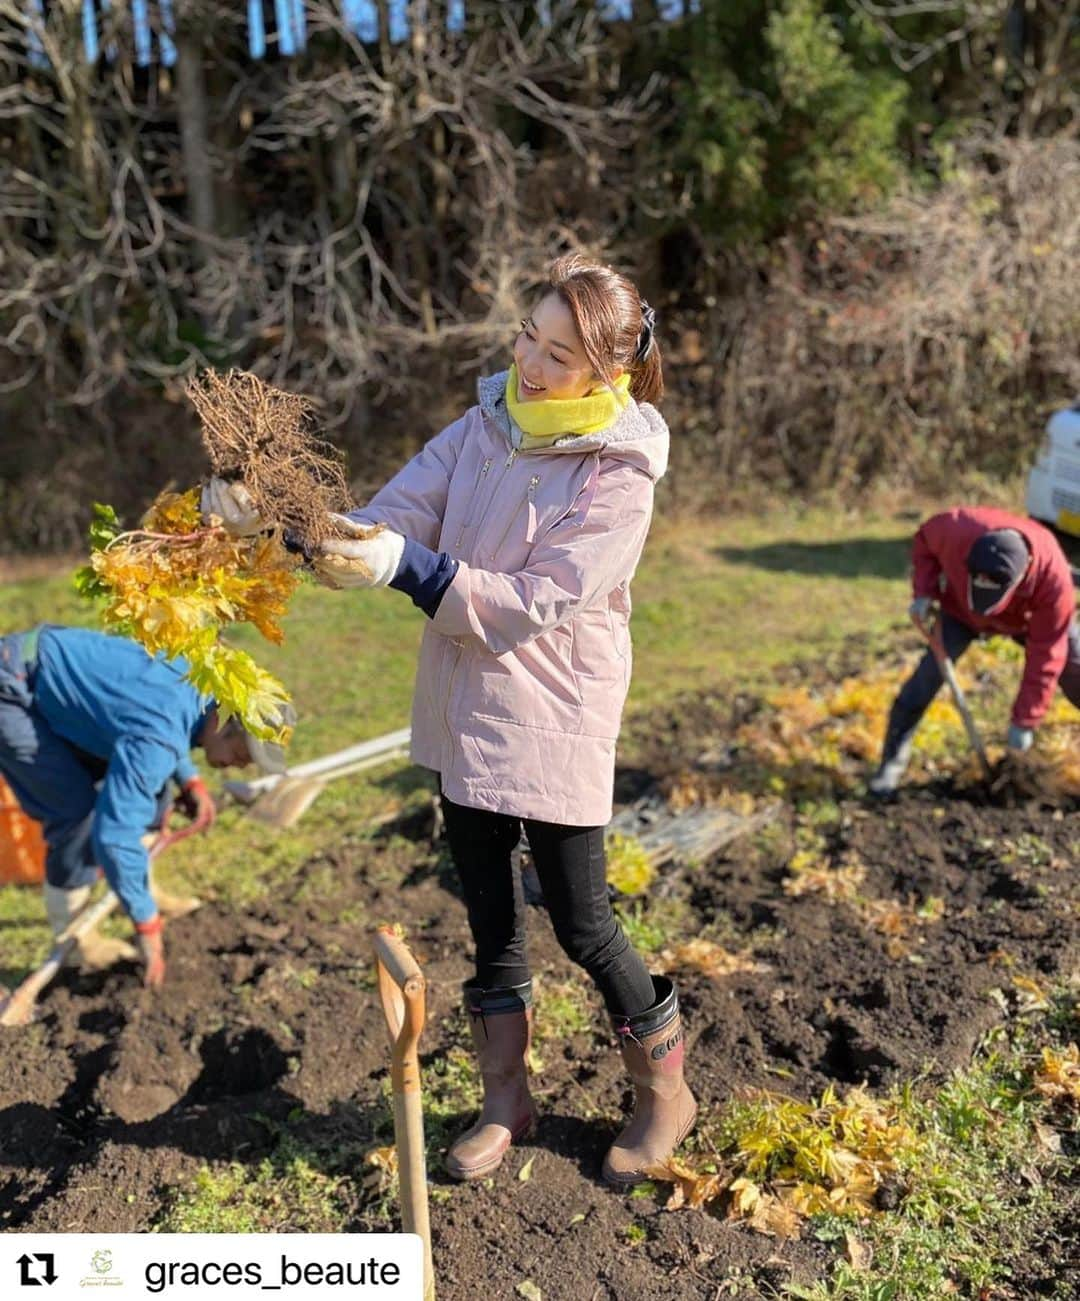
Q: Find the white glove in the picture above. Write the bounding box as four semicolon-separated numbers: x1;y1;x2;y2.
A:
909;596;934;623
1006;723;1034;752
312;514;405;589
200;477;264;537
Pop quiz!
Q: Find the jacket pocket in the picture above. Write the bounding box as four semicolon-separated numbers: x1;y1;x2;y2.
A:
571;607;629;738
465;623;582;734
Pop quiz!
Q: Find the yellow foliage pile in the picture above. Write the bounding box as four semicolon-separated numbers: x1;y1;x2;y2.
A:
738;669;966;797
647;1085;920;1239
784;847;867;902
1032;1043;1080;1108
658;937;769;980
605;833;657;896
361;1144;399;1200
76;489;299;738
860;895;946;958
724;640;1078;800
662;773;761;815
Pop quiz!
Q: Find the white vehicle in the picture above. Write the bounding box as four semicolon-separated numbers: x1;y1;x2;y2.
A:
1026;405;1080;538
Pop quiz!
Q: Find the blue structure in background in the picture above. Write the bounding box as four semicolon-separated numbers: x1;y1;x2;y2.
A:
19;1;695;69
273;0;307;56
132;0;152;65
81;0;99;63
159;0;177;65
341;0;377;44
248;0;268;59
26;0;48;69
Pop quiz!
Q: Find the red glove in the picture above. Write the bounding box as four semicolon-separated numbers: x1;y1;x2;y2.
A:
177;776;216;834
135;915;166;988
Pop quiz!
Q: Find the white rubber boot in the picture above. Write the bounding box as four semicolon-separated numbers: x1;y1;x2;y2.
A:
43;882;136;969
868;738;913;797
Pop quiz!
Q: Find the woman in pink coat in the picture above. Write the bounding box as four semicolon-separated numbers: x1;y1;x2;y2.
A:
315;256;696;1186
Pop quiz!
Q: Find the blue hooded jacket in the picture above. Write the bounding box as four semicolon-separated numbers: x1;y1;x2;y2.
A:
31;626;212;921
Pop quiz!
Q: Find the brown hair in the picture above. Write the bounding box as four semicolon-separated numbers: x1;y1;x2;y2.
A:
542;254;663;405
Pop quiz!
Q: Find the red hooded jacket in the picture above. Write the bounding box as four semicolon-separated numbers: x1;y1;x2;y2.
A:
911;507;1076;728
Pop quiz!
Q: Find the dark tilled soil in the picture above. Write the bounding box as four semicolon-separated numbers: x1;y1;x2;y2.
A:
1;701;1077;1301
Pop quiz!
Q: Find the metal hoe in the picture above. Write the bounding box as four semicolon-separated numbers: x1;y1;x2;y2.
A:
373;926;435;1301
913;610;993;781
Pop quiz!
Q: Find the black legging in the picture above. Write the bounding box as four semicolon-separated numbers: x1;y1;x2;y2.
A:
439;791;656;1019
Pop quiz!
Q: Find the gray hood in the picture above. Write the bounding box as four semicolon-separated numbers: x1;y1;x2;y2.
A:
477;369;669;482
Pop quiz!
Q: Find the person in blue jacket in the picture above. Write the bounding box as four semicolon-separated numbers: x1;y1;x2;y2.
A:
0;625;292;987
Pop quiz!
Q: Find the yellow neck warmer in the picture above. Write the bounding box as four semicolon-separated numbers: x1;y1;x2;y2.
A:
505;364;630;446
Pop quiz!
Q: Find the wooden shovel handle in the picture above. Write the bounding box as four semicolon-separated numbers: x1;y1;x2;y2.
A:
372;927;434;1301
373;927;426;1091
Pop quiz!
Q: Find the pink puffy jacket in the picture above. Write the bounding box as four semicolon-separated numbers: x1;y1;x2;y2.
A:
358;370;670;825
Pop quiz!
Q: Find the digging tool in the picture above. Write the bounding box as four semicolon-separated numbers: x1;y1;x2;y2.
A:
913;609;993;780
0;820;201;1028
224;728;411;828
246;748;410;828
373;926;435;1301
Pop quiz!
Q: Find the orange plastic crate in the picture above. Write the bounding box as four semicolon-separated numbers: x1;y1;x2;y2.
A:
0;775;46;885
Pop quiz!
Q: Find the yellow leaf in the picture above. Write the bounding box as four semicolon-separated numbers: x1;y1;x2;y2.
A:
729;1176;761;1216
748;1193;802;1239
1013;975;1050;1012
644;1157;726;1211
1033;1043;1080;1105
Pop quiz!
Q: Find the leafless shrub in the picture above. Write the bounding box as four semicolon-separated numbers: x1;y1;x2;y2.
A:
0;1;660;548
669;133;1080;504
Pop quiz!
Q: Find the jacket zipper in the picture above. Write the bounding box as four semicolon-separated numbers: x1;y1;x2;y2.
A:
488;471;540;560
462;444;518;558
525;474;540;542
444;448;520;748
456;456;492;549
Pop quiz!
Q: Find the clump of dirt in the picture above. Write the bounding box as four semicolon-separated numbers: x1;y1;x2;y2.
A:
985;747;1080;807
1;680;1077;1300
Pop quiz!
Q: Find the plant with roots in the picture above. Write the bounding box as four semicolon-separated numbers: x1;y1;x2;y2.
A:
75;370;360;740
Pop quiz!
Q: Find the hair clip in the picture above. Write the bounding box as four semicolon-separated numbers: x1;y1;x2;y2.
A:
633;301;656;363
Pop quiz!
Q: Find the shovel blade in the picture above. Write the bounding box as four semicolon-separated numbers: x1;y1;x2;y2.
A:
0;983;40;1028
248;776;327;828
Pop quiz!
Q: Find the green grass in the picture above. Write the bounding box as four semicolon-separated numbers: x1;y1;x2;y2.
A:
629;506;913;699
155;1150;347;1234
420;1044;481;1163
0;506;913;981
533;976;594;1042
153;1119;372;1233
614;895;695;956
627;995;1077;1300
723;999;1077;1301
